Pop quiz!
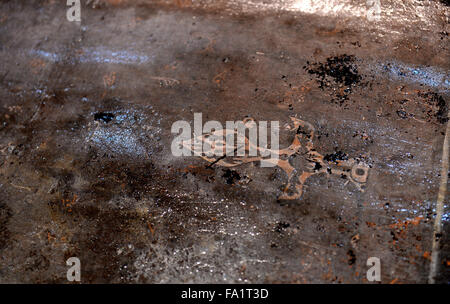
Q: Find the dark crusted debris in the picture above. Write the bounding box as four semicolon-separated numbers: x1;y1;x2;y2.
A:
222;169;241;185
94;112;115;123
418;91;448;124
347;249;356;265
304;54;362;103
275;221;290;233
396;110;408;119
324;151;349;163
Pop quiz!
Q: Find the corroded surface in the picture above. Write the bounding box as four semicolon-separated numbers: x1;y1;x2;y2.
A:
0;0;448;283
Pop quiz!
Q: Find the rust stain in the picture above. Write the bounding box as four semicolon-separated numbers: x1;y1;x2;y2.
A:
147;222;155;236
62;194;78;213
315;27;342;37
389;216;423;230
102;72;116;98
47;231;56;243
366;221;377;228
390;278;399;284
213;69;228;86
193;34;216;54
103;72;116;88
423;251;431;260
174;0;193;8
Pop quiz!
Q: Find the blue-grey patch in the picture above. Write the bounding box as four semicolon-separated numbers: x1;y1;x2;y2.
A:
30;47;150;65
377;61;449;90
90;127;146;156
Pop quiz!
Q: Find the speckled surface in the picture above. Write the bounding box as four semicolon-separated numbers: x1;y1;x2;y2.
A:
0;0;448;283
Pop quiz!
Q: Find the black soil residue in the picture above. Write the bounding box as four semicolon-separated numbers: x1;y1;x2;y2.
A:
222;169;241;185
324;151;348;163
396;110;408;119
94;112;115;123
313;162;322;171
418;91;448;124
347;249;356;265
275;221;290;233
304;54;362;103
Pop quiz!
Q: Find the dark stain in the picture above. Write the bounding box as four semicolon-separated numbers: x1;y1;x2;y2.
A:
296;126;313;139
24;249;50;271
94;112;115;123
275;221;290;233
304;54;362;103
80;158;157;202
418;91;448;124
0;202;12;250
313;161;322;171
324;151;348;163
182;166;215;183
47;89;67;105
347;249;356;265
222;169;241;185
48;200;145;282
396;110;408;119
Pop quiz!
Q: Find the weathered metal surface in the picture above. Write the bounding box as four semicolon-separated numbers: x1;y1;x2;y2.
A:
0;0;448;283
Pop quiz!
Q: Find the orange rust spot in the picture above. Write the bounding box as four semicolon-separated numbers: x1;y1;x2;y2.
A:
283;84;312;105
389;216;423;239
147;222;155;236
62;194;78;213
390;278;399;284
415;244;422;253
39;142;48;150
240;264;246;272
182;165;214;176
163;62;178;70
47;231;55;243
174;0;192;8
300;86;312;93
366;221;377;228
103;72;116;88
322;266;334;280
213;70;228;86
315;27;341;37
410;216;423;226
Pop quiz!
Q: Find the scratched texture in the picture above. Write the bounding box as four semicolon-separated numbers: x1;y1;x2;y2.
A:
0;0;448;283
